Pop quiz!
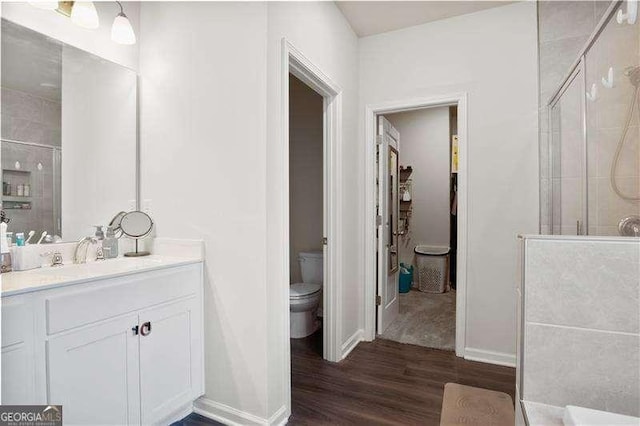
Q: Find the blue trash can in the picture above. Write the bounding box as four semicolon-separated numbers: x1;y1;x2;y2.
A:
399;263;413;293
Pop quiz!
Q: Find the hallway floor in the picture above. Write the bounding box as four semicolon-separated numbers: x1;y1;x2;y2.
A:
290;332;515;425
381;289;456;351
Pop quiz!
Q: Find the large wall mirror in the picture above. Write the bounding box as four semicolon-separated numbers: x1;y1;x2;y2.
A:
1;19;137;243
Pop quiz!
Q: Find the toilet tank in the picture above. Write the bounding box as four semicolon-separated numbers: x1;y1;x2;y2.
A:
298;251;323;284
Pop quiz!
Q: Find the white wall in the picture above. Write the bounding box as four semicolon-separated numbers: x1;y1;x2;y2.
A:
359;2;539;362
266;1;359;419
1;1;139;70
385;107;451;267
61;46;137;241
289;75;323;284
138;2;270;422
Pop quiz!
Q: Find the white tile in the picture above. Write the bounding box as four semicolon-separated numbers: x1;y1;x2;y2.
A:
538;1;596;43
523;323;640;417
525;238;640;333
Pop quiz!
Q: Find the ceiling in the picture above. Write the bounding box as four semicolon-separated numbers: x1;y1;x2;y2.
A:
335;1;514;37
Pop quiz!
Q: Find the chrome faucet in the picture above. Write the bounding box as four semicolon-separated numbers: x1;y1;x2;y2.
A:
74;237;97;264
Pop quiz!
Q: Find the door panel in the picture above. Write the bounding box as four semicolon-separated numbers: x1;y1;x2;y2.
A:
377;116;400;334
139;297;200;425
47;314;140;425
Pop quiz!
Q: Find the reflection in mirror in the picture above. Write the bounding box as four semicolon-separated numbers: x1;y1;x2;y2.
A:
0;19;137;243
389;147;399;273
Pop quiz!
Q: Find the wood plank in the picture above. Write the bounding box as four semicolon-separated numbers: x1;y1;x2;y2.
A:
290;333;515;425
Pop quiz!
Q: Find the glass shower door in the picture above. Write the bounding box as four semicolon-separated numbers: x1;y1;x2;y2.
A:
584;5;640;236
550;67;587;235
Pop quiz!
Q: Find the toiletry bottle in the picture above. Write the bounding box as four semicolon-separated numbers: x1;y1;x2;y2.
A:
103;226;118;259
24;184;30;197
94;225;105;240
15;232;24;247
17;184;23;197
1;221;12;273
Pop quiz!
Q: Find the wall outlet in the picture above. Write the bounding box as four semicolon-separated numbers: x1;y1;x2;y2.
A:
143;199;152;215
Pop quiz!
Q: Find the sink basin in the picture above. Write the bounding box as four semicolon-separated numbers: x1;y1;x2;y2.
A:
563;406;640;426
26;257;165;280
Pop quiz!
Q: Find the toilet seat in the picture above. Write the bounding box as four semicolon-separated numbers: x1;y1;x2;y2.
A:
289;283;321;299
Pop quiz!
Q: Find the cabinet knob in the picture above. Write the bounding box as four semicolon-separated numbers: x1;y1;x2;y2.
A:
132;325;139;335
140;321;152;336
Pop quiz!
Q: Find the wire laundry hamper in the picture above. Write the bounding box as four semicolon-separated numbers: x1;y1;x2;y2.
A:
414;245;450;293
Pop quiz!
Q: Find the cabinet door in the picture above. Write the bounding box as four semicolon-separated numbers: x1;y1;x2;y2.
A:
47;314;140;425
139;297;201;424
1;296;37;404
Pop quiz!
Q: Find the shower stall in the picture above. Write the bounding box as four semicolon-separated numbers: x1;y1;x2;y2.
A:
543;0;640;236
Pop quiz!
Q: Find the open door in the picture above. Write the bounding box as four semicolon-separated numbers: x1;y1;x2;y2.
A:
376;116;400;334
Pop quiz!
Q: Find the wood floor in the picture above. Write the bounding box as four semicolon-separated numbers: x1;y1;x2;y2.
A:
290;331;516;425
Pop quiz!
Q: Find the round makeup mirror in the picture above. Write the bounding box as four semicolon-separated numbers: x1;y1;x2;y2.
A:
120;211;154;257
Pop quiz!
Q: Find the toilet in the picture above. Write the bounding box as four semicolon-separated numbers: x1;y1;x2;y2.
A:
290;251;323;339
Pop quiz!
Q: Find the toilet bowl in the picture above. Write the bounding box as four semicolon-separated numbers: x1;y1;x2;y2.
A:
290;283;322;338
289;251;323;338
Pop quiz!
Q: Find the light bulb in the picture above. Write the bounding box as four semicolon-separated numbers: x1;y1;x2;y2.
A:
71;1;99;30
28;1;59;10
111;13;136;45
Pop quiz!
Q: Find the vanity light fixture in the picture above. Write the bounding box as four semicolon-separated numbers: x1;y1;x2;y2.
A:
70;1;99;29
111;1;136;45
29;1;136;45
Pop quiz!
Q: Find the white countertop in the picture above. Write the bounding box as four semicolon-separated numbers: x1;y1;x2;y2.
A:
1;255;203;297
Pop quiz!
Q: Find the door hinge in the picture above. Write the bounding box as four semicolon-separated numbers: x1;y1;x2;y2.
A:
376;215;383;226
376;295;382;306
321;237;328;246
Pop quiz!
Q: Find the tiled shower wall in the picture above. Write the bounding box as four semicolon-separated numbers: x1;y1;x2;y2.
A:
585;10;640;235
1;87;61;147
538;1;610;234
1;87;61;237
520;236;640;416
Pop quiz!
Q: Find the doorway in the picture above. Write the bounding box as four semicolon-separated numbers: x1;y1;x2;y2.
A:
364;94;468;358
377;106;458;351
288;74;324;355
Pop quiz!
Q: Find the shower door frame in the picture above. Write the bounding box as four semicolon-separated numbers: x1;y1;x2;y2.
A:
543;0;622;235
547;60;588;235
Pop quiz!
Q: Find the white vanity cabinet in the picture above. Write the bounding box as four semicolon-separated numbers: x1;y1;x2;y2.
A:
1;261;204;425
1;294;38;405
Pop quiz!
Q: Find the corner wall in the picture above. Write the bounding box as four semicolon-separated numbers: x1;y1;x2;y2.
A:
138;2;270;422
266;1;359;419
359;2;539;364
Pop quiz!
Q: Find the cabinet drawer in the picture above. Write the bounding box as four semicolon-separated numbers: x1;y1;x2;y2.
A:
46;264;201;335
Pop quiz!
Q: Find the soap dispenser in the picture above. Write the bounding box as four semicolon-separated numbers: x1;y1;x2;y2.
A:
103;226;118;259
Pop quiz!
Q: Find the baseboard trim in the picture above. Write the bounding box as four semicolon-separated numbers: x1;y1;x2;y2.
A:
464;347;516;367
194;397;267;425
268;405;289;425
157;402;194;425
341;328;364;360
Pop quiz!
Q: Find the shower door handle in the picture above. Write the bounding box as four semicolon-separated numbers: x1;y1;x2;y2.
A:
576;220;582;235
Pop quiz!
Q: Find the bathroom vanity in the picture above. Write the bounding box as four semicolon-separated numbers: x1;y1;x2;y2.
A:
1;257;204;425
